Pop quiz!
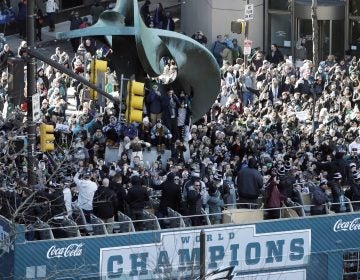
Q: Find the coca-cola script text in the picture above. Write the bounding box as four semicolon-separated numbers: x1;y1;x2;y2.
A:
333;218;360;232
46;243;84;259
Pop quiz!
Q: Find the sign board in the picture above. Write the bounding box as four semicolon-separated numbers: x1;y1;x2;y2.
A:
100;225;311;279
32;93;40;121
295;110;309;122
243;39;253;55
244;4;254;20
7;213;360;279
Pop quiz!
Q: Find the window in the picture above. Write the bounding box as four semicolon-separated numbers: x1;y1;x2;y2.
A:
61;0;84;10
349;20;360;57
350;20;360;43
350;0;360;16
269;14;292;55
269;0;290;11
331;20;344;58
343;251;360;279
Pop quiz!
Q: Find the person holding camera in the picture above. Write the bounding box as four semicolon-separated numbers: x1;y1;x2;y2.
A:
73;167;98;223
125;136;151;162
150;119;172;154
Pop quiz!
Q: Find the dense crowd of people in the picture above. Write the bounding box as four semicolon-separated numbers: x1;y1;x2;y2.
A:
0;2;359;238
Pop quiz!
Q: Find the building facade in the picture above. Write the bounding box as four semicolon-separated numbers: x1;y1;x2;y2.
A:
181;0;360;61
181;0;265;51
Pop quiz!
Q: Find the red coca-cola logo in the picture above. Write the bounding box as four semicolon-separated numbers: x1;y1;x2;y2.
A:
333;218;360;232
46;243;84;259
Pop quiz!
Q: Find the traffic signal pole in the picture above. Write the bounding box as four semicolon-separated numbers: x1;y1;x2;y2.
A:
26;0;37;187
118;73;125;122
27;48;118;104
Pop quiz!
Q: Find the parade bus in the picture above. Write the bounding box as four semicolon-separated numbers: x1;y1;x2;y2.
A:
0;201;360;280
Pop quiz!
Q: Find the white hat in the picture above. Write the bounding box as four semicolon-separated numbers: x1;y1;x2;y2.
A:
333;172;342;180
350;162;357;168
319;179;328;186
277;167;285;176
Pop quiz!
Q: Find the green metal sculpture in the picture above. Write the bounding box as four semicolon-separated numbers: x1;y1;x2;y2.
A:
57;0;220;121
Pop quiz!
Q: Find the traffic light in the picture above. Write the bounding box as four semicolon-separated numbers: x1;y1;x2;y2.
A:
7;57;25;106
89;59;107;100
231;20;245;34
8;136;27;155
40;123;55;152
125;80;145;123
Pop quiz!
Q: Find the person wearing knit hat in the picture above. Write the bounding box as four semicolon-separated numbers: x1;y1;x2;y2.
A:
347;162;358;181
277;166;285;176
213;171;222;182
138;116;152;148
143;116;149;124
284;161;291;171
330;173;343;213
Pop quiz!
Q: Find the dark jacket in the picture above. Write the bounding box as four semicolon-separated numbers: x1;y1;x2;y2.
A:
267;49;284;65
187;189;202;215
351;181;360;201
15;196;38;225
236;167;263;199
90;3;104;25
17;2;27;21
311;186;328;215
162;17;175;31
45;188;67;217
171;144;187;163
294;78;312;95
278;173;296;198
109;180;127;214
317;156;348;184
146;91;162;114
69;14;82;30
155;178;182;213
161;94;179;124
0;49;14;71
0;189;21;220
126;185;150;210
140;1;151;26
93;186;117;219
328;180;342;213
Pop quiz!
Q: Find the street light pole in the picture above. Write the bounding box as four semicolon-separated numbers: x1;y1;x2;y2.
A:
26;0;37;187
244;0;249;67
200;229;206;279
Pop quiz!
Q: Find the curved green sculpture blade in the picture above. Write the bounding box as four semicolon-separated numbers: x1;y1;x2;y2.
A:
57;0;220;121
